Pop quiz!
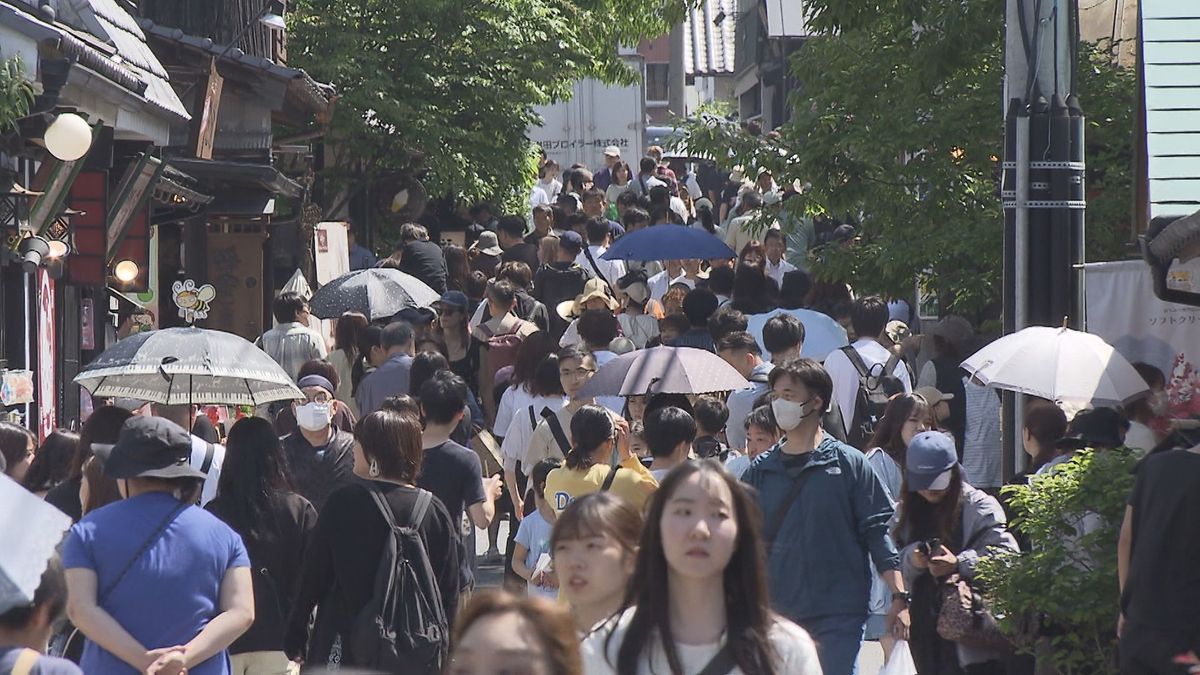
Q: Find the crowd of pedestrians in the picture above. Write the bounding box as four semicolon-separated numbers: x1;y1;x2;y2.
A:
1;146;1197;675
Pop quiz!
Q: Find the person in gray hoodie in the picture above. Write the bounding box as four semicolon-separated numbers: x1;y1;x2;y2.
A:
742;358;910;675
894;431;1019;675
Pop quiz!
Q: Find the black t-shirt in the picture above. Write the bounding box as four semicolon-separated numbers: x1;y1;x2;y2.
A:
285;481;460;663
417;441;487;588
501;242;541;274
1122;449;1200;629
399;240;448;293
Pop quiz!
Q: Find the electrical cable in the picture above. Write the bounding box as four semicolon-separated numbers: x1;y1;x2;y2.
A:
1024;0;1046;104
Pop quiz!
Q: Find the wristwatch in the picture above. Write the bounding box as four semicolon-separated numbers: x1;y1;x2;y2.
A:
891;591;912;605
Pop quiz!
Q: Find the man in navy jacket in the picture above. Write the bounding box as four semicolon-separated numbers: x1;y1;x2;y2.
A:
743;357;911;675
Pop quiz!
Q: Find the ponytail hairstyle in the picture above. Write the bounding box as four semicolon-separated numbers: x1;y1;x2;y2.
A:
353;324;385;395
564;405;615;471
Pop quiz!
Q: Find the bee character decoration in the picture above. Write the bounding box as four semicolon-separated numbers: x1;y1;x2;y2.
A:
172;279;216;324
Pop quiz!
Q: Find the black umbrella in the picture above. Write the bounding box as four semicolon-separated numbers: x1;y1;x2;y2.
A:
309;268;441;321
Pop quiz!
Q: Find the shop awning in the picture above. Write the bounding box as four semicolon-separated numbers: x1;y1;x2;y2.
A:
166;158;303;199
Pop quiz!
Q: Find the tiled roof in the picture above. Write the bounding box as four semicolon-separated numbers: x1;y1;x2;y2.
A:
684;0;737;76
1141;0;1200;221
137;18;335;103
0;0;188;120
88;0;188;119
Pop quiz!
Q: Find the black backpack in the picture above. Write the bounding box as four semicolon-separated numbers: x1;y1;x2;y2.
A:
840;346;906;449
350;486;449;673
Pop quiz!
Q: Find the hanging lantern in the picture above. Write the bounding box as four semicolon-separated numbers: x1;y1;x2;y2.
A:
43;113;93;162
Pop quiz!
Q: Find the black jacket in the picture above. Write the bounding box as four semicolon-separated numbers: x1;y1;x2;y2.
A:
533;262;592;339
399;240;448;293
281;428;359;513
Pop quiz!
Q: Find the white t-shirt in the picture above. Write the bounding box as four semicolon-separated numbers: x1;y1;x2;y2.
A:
500;395;569;474
823;338;913;439
495;384;537;443
576;245;627;289
581;607;821;675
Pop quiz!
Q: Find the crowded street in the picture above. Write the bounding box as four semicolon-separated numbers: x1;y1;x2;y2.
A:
2;0;1200;674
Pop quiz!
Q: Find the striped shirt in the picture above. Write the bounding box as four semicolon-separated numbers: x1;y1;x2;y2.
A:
255;322;327;382
962;377;1003;488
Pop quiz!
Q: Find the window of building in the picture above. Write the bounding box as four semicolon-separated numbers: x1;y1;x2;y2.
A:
646;63;669;103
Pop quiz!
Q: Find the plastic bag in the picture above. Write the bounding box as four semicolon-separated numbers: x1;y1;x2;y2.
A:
879;640;918;675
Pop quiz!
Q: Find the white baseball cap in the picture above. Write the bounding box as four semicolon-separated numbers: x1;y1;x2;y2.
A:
603;145;621;157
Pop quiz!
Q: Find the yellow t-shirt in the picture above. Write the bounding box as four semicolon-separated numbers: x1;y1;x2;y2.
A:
545;456;659;513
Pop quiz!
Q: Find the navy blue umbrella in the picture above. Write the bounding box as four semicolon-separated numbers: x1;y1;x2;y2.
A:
600;224;736;262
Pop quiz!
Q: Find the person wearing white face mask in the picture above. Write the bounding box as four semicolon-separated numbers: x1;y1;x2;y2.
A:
741;358;911;675
281;374;359;512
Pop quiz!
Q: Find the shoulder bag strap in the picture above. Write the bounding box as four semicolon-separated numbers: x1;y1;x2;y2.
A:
883;352;900;374
695;642;737;675
528;405;538;430
200;442;217;474
600;464;622;491
10;648;39;675
581;246;611;288
99;500;189;603
366;484;400;531
541;408;572;456
763;468;817;554
407;489;434;529
840;345;872;380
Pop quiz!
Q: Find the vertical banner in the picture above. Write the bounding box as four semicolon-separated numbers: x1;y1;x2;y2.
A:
1084;259;1200;423
36;268;56;441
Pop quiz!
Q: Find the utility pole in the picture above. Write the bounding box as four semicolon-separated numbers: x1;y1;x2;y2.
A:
1001;0;1086;476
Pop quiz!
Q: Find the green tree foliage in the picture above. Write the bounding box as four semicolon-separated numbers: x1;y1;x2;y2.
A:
0;57;34;132
676;0;1134;315
975;449;1137;675
289;0;690;219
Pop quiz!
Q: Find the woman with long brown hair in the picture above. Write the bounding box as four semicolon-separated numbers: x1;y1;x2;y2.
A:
583;461;820;675
328;312;368;418
45;406;133;521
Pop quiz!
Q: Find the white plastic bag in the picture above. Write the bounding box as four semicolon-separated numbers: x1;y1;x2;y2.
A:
879;640;918;675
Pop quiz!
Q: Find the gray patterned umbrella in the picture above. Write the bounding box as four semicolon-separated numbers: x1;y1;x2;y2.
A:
74;327;302;406
309;268;440;321
578;346;749;397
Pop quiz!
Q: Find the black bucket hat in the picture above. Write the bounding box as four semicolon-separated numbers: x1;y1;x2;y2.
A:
92;416;205;480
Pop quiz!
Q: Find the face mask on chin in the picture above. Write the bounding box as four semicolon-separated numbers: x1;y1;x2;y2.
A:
771;398;814;431
296;402;333;431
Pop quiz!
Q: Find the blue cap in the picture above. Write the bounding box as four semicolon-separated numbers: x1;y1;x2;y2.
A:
437;290;469;310
905;431;958;491
558;230;584;253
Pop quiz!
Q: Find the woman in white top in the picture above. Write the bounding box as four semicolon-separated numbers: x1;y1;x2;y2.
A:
581;461;821;675
604;161;635;206
862;392;933;659
328;312;368;418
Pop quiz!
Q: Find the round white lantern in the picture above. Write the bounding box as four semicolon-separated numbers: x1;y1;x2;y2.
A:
44;113;93;162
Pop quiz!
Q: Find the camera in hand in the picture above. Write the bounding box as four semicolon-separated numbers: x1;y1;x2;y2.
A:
917;537;942;558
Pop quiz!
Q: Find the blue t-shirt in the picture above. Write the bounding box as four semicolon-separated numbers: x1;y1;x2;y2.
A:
514;510;556;599
62;492;250;675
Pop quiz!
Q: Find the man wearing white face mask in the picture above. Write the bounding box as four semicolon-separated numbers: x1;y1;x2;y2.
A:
281;374;358;512
742;358;910;675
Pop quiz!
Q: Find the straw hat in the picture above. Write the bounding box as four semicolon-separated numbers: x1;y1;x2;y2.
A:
556;278;619;320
